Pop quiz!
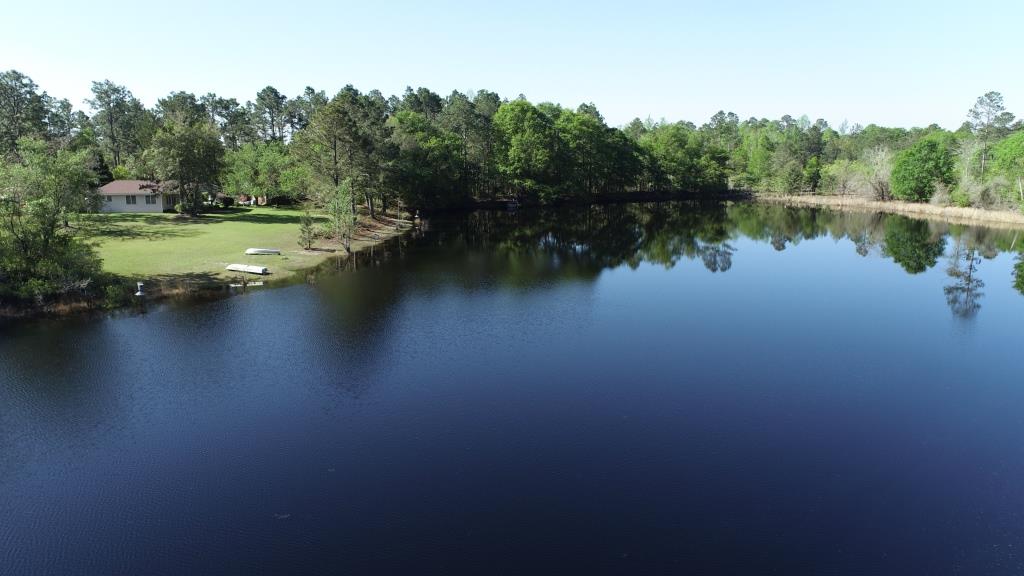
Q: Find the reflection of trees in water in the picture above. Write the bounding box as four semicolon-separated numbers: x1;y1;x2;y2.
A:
633;202;735;271
308;203;1023;342
944;238;985;319
459;203;1024;306
452;202;739;276
1015;255;1024;296
701;244;734;272
727;204;898;257
306;238;410;397
881;216;945;274
725;204;1022;311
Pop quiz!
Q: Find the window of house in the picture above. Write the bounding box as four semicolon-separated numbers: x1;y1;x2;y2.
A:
145;195;156;205
105;195;112;202
126;195;137;205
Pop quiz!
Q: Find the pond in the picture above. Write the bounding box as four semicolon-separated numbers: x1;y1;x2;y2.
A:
2;201;1024;575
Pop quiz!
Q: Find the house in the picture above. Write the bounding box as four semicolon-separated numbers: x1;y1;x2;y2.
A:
99;180;178;213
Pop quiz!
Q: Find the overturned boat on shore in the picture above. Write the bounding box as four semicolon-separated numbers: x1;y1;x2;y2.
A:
226;264;269;275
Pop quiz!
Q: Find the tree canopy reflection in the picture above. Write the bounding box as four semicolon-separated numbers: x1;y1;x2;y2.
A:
1016;256;1024;296
882;217;945;274
944;239;985;319
313;202;1024;331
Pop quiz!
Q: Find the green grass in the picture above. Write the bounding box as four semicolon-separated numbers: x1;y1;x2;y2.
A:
80;207;336;283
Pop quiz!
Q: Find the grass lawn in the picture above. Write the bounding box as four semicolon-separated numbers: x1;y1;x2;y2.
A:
80;206;402;284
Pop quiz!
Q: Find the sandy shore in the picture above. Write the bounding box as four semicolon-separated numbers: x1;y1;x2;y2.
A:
754;193;1024;229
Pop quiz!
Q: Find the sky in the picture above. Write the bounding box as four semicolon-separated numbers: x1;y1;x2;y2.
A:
2;0;1022;130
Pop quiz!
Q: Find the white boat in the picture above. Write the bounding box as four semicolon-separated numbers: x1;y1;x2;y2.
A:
226;264;269;275
245;248;281;255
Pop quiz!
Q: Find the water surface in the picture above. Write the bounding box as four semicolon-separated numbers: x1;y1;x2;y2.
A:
2;202;1024;575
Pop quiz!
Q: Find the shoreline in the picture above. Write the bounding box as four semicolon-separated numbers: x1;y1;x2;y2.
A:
0;215;414;322
139;214;413;293
7;194;1024;322
752;193;1024;230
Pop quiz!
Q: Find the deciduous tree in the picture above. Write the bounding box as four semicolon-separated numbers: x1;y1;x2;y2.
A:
149;118;224;215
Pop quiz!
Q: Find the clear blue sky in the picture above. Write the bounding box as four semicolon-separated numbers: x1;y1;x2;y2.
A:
2;0;1021;129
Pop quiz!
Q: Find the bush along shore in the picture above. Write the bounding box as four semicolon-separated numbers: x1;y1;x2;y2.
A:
4;69;1024;314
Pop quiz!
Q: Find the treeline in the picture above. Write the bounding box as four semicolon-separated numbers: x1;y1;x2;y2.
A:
3;68;1024;304
5;71;1024;211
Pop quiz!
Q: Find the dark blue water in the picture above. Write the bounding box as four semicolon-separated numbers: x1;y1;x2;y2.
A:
2;202;1024;575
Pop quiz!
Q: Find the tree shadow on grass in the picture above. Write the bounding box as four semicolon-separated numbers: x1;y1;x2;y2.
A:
81;213;230;241
88;213;221;225
82;208;312;243
82;221;206;241
141;271;225;288
223;211;305;225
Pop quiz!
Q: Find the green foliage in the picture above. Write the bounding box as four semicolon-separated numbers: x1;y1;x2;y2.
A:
280;163;315;201
292;85;393;215
803;156;821;192
298;211;316;250
223;141;290;202
492;99;558;200
637;122;727;192
253;86;289;141
111;165;132;180
0;137;102;302
388;110;466;207
327;180;354;252
890;135;956;201
103;282;131;309
8;73;1024;312
950;188;971;207
12;71;1018;217
149;117;224;215
992;132;1024;204
820;159;862;195
157;92;208;126
0;70;47;154
968;92;1015;143
87;80;156;167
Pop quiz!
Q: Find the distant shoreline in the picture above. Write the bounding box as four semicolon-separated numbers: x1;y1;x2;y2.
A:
752;193;1024;230
6;194;1024;322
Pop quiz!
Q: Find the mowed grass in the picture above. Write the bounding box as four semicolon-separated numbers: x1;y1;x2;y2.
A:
80;207;335;282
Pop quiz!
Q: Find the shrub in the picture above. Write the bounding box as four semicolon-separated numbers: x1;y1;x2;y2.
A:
821;159;866;196
950;188;971;207
890;136;955;202
111;165;132;180
298;212;315;250
103;283;130;309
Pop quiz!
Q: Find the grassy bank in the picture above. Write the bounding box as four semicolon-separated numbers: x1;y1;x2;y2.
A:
754;193;1024;230
80;206;410;285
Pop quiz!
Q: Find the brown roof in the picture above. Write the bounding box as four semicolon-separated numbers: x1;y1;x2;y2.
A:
99;180;161;195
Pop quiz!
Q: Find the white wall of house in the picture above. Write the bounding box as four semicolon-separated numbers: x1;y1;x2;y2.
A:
100;194;165;213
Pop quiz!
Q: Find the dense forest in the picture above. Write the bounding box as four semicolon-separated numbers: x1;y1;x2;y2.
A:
2;68;1024;304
